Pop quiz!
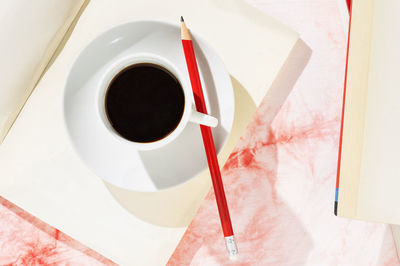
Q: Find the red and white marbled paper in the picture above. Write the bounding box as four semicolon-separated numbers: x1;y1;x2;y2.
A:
168;0;400;265
0;197;115;265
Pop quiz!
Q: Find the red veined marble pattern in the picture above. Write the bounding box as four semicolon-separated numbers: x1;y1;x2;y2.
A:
0;197;116;265
167;0;400;265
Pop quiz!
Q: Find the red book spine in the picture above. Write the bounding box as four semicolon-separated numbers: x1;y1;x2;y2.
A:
335;0;352;215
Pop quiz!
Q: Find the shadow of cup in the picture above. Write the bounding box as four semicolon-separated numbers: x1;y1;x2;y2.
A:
103;38;312;229
103;76;256;227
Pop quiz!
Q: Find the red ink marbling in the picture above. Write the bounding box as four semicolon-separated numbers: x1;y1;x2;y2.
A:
168;0;400;265
0;197;116;266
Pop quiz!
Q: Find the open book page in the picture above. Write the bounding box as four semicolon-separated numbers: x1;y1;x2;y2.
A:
0;0;298;264
0;0;85;143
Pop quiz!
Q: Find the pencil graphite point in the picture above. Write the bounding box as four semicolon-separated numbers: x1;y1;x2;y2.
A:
180;16;191;40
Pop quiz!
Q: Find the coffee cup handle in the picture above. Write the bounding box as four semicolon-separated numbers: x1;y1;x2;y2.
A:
189;109;218;127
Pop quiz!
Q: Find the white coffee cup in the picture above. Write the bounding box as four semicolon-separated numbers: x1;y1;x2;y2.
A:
97;53;218;150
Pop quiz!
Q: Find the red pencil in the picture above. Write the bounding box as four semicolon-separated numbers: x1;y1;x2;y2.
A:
180;16;238;258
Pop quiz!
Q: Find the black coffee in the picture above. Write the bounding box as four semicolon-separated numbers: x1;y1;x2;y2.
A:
105;63;185;143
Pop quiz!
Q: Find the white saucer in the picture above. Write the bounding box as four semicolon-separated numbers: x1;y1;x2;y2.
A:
63;20;234;192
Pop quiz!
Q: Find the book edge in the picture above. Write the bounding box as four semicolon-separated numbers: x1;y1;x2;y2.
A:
335;0;352;217
336;0;378;221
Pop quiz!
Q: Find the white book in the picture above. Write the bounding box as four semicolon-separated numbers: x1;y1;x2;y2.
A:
337;0;400;224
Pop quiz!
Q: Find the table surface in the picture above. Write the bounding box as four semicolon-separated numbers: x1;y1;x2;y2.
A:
167;0;399;265
0;0;398;265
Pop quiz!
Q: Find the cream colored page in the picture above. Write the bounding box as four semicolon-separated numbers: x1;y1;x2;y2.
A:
0;0;84;142
337;0;375;218
0;0;298;264
358;0;400;224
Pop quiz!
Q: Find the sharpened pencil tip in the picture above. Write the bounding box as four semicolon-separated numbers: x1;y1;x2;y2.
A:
180;16;184;22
